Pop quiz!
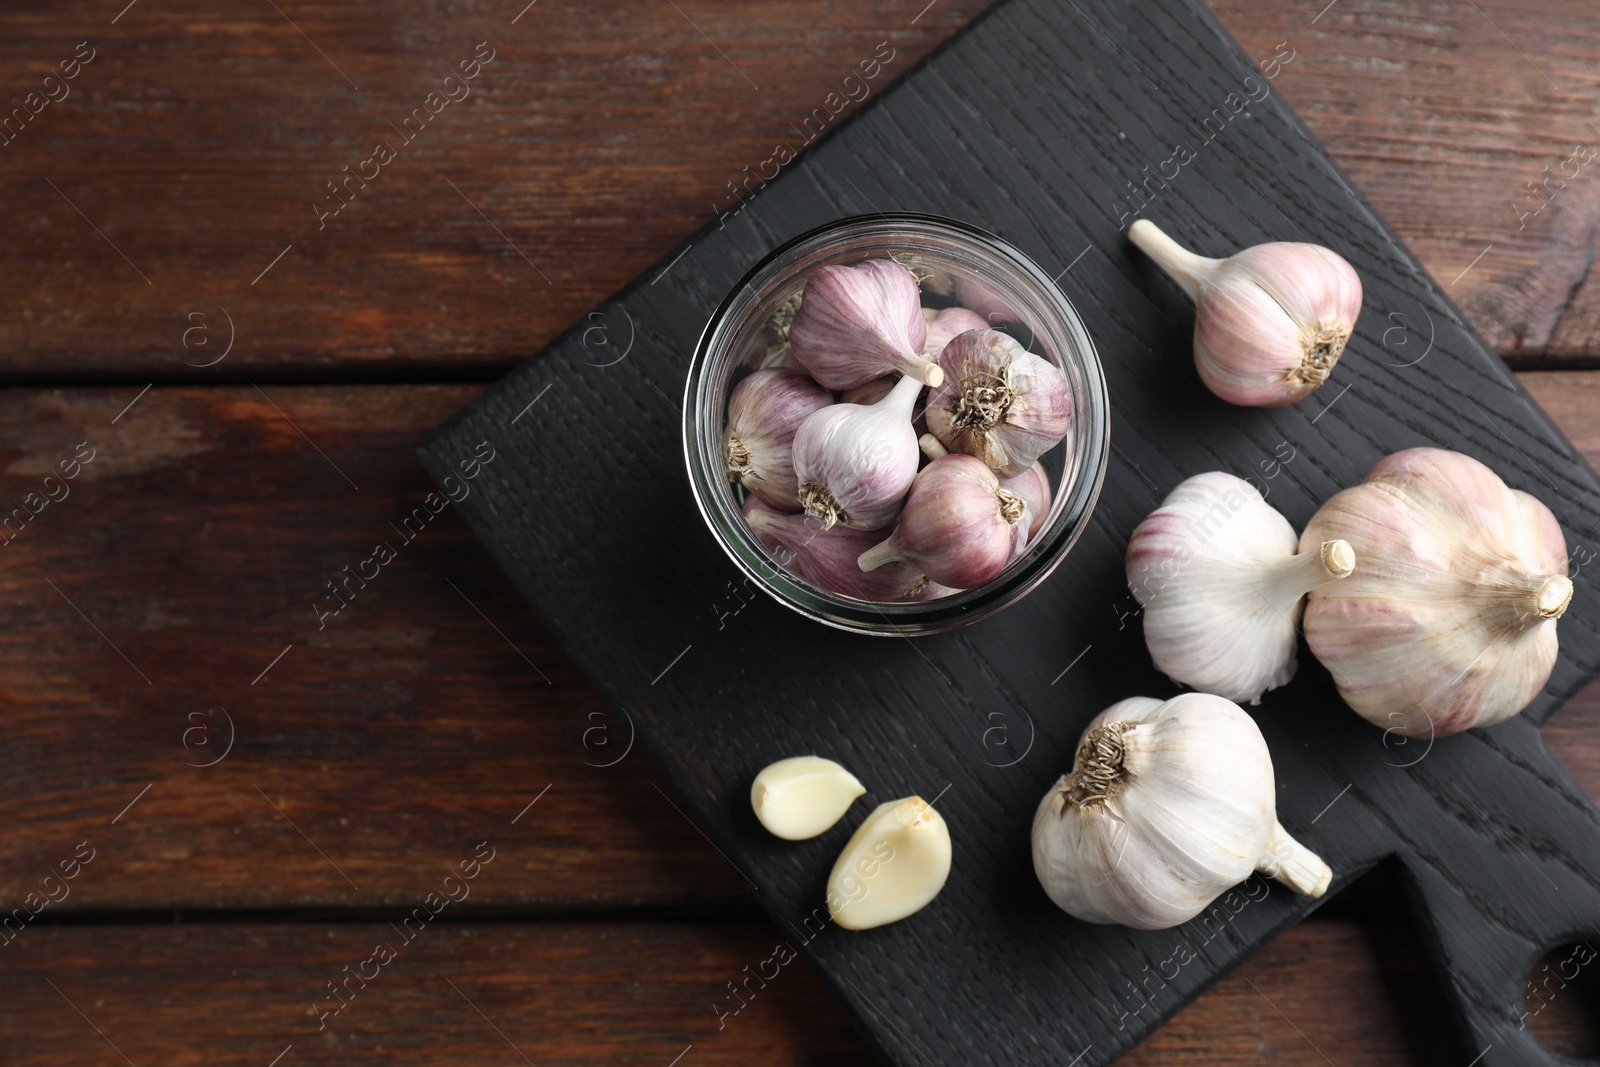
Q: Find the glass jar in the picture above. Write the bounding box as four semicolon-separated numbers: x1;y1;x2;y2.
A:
683;213;1109;636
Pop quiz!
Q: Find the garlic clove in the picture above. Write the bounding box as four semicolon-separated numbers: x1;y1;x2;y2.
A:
792;374;924;531
743;496;928;602
921;306;990;360
1032;693;1331;930
858;454;1027;589
1127;472;1355;704
789;260;943;389
724;369;834;511
1128;219;1362;408
925;329;1073;478
1301;447;1573;737
750;756;866;841
827;796;952;930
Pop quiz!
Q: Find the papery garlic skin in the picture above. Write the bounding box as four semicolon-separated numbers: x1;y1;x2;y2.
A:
789;260;943;389
751;756;866;841
1128;219;1362;407
792;374;924;531
926;330;1073;478
1127;472;1355;704
858;454;1026;589
828;796;951;930
743;497;927;602
1300;447;1572;738
921;306;990;360
724;369;834;510
1032;694;1331;930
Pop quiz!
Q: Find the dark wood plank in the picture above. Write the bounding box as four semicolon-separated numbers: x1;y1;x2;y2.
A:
414;0;1600;1059
0;918;1556;1066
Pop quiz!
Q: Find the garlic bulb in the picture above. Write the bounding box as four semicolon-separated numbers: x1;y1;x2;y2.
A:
789;260;943;389
1032;694;1332;930
1127;472;1355;704
1000;461;1053;543
1300;447;1573;738
925;329;1072;478
724;369;833;510
858;454;1027;589
743;497;927;602
792;374;923;531
1128;219;1362;407
828;796;951;930
921;306;990;360
751;756;865;840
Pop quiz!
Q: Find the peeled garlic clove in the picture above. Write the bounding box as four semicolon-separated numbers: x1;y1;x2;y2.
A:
999;461;1053;542
789;260;943;389
858;454;1027;588
750;756;865;841
1127;472;1355;704
925;329;1073;478
828;796;952;930
1032;693;1332;930
792;374;923;531
743;497;928;602
1128;219;1362;408
724;369;834;510
921;306;990;360
1300;447;1573;738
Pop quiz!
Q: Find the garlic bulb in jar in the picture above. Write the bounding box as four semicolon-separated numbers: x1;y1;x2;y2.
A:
1032;694;1331;930
1300;447;1573;738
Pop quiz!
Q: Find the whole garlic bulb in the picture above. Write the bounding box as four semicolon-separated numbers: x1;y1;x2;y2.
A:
1127;472;1355;704
724;369;833;510
925;330;1073;478
743;497;927;602
1128;219;1362;407
789;260;943;389
792;374;923;531
1032;694;1332;930
857;454;1028;589
1300;447;1573;738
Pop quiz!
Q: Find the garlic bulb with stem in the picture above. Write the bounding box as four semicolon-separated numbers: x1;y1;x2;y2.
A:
1300;447;1573;738
724;369;834;510
751;756;865;841
1127;471;1355;704
743;497;927;602
828;795;951;930
925;329;1072;478
1128;219;1362;407
858;454;1027;589
789;260;943;389
1032;694;1332;930
792;374;924;531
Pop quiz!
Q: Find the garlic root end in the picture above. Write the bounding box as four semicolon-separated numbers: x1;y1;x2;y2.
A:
1127;219;1211;301
1259;821;1332;898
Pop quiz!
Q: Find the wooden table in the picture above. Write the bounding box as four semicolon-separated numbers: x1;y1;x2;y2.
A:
2;1;1598;1062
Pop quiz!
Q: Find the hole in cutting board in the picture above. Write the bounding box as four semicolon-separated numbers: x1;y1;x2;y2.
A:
1525;941;1600;1059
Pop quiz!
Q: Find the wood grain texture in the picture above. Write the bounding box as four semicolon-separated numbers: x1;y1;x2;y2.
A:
416;0;1600;1061
0;918;1552;1066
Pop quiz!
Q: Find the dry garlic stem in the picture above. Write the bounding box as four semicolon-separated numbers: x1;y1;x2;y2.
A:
828;796;952;930
750;756;865;841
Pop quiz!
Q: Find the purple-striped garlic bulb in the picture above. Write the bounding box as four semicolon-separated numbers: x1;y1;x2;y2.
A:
925;329;1073;478
792;374;924;531
921;306;990;360
724;369;833;510
1128;219;1362;408
857;454;1027;589
743;497;927;602
789;260;942;389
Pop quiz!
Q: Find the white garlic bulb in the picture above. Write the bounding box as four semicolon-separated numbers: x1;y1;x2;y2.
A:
1032;694;1331;930
1128;219;1362;407
789;260;943;389
828;795;951;930
925;329;1072;478
792;374;923;531
1127;472;1355;704
723;369;833;511
1300;447;1573;738
857;454;1028;589
750;756;865;841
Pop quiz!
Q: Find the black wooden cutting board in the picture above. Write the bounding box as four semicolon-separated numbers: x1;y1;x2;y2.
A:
418;0;1600;1062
